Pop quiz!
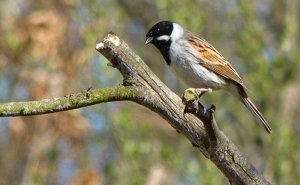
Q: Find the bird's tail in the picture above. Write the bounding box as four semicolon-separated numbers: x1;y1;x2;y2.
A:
241;97;272;134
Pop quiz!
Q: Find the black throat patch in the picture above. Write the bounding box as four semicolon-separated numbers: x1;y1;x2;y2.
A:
155;40;172;65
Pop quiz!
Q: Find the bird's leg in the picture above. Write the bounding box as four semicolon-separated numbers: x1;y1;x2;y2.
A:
182;88;211;116
186;88;212;98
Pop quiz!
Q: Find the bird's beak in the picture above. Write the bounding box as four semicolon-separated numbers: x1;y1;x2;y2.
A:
145;37;153;45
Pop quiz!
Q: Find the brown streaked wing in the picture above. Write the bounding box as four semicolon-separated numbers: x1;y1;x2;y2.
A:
188;35;245;87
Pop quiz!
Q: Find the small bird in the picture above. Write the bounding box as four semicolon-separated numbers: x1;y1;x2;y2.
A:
145;21;271;133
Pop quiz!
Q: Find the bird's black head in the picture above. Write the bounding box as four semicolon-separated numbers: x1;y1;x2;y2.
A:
145;21;173;45
145;21;174;65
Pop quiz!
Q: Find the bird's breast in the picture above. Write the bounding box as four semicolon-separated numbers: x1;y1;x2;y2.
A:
169;42;226;90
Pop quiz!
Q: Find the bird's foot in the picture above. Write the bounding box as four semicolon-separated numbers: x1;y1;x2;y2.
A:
186;88;212;98
182;88;208;115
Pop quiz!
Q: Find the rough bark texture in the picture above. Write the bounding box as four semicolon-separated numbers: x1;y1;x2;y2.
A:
0;32;271;185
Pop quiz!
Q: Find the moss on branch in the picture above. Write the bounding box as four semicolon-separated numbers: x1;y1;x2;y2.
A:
0;85;137;116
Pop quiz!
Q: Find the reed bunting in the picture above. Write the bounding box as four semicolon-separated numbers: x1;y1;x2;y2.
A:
145;21;271;133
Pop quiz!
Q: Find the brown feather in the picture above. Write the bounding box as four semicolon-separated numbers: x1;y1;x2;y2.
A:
188;34;245;89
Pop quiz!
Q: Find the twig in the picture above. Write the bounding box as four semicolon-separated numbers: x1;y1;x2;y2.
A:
182;88;219;144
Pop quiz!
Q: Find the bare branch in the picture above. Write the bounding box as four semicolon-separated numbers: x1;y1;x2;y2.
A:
0;86;137;116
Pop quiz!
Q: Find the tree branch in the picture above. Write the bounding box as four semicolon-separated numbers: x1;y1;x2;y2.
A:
0;86;137;116
0;32;271;184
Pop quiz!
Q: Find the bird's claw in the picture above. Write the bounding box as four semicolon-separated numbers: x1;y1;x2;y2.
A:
194;88;212;98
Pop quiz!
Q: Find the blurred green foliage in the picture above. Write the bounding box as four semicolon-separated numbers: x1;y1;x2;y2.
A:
0;0;299;185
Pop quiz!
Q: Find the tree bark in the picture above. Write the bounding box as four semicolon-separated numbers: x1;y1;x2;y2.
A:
0;32;271;185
